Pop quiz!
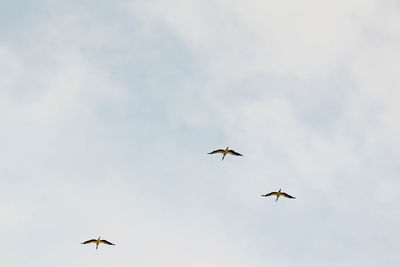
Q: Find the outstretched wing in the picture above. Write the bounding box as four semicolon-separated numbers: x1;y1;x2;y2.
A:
262;192;277;197
227;150;242;156
100;240;115;246
208;149;225;154
281;193;295;199
81;239;97;244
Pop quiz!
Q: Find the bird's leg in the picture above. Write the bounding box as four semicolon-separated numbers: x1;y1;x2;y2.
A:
222;153;226;161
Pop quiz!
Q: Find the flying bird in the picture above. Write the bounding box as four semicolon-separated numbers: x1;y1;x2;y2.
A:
81;236;115;250
208;146;243;161
262;189;295;202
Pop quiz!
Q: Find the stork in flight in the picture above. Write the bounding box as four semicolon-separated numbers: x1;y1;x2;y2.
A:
81;236;115;249
208;146;243;161
262;189;295;202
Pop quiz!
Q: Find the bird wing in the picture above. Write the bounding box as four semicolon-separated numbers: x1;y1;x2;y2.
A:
227;150;242;156
262;192;277;197
208;149;225;154
281;193;295;199
100;240;115;246
81;239;97;244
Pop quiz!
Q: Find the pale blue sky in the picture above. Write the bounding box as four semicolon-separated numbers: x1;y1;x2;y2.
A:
1;0;400;266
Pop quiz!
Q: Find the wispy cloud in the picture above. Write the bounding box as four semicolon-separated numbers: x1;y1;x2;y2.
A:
1;1;399;266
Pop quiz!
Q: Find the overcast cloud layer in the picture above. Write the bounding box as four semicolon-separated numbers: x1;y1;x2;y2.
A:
1;1;400;266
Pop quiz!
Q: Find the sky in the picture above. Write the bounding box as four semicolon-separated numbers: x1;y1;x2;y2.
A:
1;0;400;266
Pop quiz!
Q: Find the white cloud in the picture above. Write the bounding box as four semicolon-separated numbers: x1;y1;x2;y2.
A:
1;0;400;266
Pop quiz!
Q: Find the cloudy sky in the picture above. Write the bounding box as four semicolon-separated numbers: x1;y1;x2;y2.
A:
1;0;400;266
